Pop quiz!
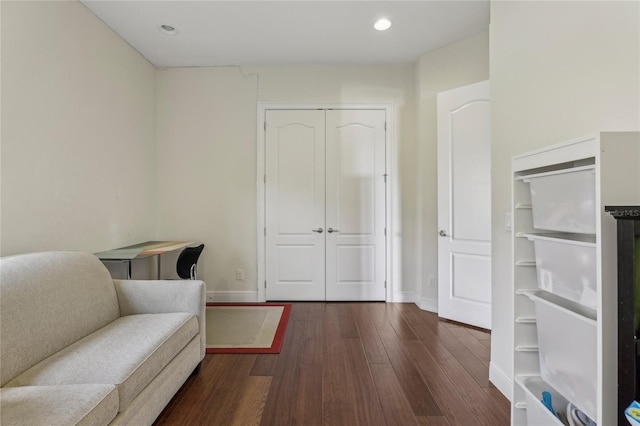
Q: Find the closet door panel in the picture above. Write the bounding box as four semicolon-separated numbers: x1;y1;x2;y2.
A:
265;108;388;302
325;110;386;301
265;110;326;300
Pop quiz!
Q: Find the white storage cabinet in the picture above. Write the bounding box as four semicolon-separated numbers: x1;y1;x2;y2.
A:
511;132;640;426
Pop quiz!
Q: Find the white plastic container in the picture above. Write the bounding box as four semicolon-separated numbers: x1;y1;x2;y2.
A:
523;166;596;234
516;376;568;426
528;291;597;422
525;233;597;309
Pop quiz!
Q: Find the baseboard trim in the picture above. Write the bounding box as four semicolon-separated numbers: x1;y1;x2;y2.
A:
391;291;417;303
416;297;438;313
208;290;425;304
489;362;512;401
207;291;259;303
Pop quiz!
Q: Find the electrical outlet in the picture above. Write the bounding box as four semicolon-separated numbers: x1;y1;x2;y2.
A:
206;293;215;303
428;276;436;287
236;269;245;281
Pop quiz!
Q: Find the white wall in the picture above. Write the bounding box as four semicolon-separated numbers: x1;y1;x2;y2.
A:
489;0;640;398
155;67;258;293
0;1;156;257
414;31;490;312
155;64;416;301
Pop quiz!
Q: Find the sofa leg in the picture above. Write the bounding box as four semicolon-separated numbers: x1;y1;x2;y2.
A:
191;362;202;376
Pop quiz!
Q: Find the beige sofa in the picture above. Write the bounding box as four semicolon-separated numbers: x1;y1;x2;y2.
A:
0;251;206;425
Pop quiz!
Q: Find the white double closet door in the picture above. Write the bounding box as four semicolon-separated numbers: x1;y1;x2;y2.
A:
265;109;386;301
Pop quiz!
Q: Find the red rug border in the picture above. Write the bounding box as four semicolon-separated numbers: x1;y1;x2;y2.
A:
205;303;292;354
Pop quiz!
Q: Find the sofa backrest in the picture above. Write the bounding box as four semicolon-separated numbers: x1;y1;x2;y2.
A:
0;251;120;386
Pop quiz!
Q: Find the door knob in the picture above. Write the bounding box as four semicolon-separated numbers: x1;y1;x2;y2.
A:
312;228;324;233
327;228;340;233
439;230;449;237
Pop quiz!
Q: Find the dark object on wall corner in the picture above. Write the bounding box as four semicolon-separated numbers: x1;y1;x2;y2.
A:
604;206;640;426
177;244;205;280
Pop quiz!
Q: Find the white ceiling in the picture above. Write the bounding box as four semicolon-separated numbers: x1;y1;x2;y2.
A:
80;1;489;67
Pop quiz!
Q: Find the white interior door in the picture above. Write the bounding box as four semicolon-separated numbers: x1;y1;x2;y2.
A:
437;80;492;329
265;109;386;301
325;110;387;301
265;110;326;300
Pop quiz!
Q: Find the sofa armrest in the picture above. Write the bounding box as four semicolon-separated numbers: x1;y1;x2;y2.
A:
113;279;206;360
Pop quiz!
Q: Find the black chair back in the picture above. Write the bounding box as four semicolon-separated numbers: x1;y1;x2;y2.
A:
176;244;205;279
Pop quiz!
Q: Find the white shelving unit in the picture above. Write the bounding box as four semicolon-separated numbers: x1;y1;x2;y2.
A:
511;132;640;425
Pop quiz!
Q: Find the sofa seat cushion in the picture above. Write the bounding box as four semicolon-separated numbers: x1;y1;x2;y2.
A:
0;384;118;426
5;313;198;411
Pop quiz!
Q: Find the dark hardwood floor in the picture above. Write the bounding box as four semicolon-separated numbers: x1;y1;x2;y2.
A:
154;302;509;426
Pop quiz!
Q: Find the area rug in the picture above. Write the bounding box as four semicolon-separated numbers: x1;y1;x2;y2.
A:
205;303;291;354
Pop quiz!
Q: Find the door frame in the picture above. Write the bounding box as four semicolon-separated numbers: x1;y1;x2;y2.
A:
256;103;394;302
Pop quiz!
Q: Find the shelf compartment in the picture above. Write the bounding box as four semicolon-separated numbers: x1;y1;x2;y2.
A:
521;165;596;234
516;376;568;426
525;290;597;421
524;233;597;309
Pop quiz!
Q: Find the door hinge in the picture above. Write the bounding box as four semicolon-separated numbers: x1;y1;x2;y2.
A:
383;173;388;183
264;227;267;236
264;280;267;289
384;280;387;289
384;228;387;236
264;121;267;131
384;122;387;131
264;174;266;184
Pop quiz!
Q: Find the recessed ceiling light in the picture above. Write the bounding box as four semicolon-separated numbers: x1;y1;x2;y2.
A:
159;24;178;35
374;18;392;31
